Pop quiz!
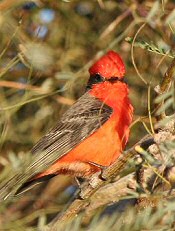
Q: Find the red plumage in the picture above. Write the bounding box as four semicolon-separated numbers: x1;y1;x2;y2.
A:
0;50;133;200
35;51;133;179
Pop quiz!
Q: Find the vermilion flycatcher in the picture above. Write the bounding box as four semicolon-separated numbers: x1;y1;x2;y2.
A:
0;50;133;200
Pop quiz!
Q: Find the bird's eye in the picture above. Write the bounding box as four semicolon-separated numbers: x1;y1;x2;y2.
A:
94;74;104;83
86;74;105;91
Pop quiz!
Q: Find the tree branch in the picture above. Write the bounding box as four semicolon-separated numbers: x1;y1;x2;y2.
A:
48;135;153;230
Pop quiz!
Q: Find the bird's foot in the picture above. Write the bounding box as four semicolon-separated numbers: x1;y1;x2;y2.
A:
87;161;108;181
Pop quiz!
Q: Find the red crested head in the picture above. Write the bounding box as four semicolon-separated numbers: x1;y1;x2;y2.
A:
89;51;125;79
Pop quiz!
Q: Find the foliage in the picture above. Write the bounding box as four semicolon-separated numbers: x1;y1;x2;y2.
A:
0;0;175;230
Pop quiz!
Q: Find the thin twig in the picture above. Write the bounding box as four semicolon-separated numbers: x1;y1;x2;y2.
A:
99;9;131;40
154;58;175;121
0;80;46;93
131;23;148;85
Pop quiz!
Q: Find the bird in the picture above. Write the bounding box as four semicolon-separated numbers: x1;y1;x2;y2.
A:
0;50;133;201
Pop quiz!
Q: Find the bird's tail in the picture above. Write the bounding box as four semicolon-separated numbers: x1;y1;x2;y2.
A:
0;173;27;201
0;173;55;201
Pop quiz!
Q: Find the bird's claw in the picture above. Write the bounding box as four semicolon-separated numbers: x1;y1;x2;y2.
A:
87;161;108;181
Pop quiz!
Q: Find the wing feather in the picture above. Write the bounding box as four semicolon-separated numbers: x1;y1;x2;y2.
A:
0;92;112;200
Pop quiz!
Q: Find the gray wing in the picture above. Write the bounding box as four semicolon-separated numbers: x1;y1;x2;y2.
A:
0;92;112;200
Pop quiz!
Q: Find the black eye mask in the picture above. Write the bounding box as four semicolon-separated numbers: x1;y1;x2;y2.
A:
86;73;126;90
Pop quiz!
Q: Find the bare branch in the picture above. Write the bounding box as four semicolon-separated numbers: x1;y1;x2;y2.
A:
48;135;153;229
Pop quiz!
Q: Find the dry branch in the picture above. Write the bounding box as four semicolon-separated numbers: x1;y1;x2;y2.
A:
48;135;153;230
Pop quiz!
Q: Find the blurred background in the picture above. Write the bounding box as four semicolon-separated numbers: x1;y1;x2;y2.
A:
0;0;174;230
